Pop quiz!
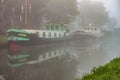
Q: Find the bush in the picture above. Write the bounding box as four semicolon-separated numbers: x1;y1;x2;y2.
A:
77;58;120;80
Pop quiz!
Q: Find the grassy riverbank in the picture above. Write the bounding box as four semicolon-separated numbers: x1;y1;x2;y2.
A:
76;57;120;80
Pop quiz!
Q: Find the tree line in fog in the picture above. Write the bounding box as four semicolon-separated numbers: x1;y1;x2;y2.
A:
0;0;111;31
0;0;78;30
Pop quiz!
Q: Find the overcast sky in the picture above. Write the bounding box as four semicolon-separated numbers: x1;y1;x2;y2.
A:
104;0;120;27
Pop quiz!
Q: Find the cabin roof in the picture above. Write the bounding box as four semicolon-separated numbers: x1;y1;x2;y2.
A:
7;29;30;34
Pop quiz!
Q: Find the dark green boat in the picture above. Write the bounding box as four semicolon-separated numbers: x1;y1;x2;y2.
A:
7;24;72;45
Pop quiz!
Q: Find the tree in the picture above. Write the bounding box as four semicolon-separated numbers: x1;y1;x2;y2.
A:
0;0;78;29
79;0;109;26
44;0;79;24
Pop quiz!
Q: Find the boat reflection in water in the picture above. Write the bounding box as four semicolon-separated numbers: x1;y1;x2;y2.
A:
7;44;78;80
8;44;30;67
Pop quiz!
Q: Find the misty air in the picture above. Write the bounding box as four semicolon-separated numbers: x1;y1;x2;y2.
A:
0;0;120;80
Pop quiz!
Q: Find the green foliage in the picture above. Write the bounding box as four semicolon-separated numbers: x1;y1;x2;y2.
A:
77;57;120;80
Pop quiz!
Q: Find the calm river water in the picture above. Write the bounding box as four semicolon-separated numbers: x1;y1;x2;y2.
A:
0;29;120;80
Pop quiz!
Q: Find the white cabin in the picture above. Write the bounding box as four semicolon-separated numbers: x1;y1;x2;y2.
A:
24;24;71;38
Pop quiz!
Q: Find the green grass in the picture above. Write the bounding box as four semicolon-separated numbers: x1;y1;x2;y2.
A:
76;57;120;80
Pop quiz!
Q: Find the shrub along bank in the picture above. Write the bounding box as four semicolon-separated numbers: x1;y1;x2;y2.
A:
76;57;120;80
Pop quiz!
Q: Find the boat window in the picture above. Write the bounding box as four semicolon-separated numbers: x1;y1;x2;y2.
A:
55;25;59;30
36;32;39;37
59;33;61;37
49;32;51;37
43;32;46;37
51;25;54;30
46;25;50;30
94;28;97;31
54;33;57;38
66;29;70;33
64;32;66;37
